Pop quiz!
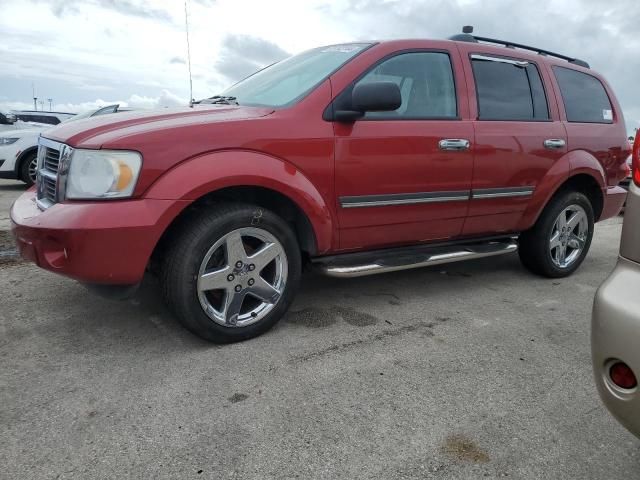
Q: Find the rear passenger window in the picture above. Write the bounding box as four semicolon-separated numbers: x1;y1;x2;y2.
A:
553;66;613;123
471;55;549;121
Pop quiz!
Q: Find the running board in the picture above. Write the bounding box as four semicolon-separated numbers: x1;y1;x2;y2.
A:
315;239;518;278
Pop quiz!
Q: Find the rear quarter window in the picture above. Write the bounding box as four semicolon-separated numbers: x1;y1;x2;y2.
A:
552;66;613;123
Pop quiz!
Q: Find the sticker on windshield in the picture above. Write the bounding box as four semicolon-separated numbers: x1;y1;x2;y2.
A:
321;45;363;53
603;109;613;121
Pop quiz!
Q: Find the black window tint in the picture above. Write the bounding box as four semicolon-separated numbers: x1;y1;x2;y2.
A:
553;66;613;123
472;57;549;121
17;114;58;125
355;52;457;119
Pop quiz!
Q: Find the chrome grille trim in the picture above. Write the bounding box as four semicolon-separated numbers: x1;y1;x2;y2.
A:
36;137;68;210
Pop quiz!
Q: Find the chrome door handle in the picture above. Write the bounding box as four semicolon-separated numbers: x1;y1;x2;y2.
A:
439;139;470;151
543;139;566;149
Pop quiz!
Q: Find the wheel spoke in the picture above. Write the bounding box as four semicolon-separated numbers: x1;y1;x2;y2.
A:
549;231;562;250
566;211;585;231
557;244;567;265
199;265;232;292
555;211;567;231
248;277;281;304
223;290;246;326
225;231;247;265
248;242;282;272
568;233;585;250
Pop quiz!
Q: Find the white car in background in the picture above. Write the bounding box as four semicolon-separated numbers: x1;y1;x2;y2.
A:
0;105;130;186
0;110;76;133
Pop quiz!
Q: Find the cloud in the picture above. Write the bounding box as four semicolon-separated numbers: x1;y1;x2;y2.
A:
0;89;187;114
215;34;290;82
33;0;174;23
170;56;187;65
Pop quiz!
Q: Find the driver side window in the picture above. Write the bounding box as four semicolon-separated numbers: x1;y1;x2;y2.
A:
355;52;458;119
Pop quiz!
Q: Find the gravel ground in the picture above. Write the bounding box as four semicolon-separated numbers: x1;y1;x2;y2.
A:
0;179;638;479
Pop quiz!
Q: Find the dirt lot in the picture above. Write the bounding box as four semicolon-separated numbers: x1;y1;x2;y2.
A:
1;179;638;479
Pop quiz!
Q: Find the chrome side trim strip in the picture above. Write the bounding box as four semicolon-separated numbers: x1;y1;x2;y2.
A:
471;186;535;199
320;241;518;278
339;186;535;208
340;190;470;208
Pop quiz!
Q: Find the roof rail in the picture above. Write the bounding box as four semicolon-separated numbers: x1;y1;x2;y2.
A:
449;26;590;69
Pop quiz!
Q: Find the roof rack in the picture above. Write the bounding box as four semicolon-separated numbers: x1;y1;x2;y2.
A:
449;26;590;69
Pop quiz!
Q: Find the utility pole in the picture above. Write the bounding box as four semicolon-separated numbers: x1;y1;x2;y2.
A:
48;98;53;111
32;83;37;111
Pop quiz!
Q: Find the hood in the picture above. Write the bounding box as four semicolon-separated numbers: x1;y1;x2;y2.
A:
44;104;275;148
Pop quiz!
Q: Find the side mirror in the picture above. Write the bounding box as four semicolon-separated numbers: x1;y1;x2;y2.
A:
333;81;402;123
352;81;402;112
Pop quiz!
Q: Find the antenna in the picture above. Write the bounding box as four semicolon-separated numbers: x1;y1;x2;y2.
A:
184;0;194;107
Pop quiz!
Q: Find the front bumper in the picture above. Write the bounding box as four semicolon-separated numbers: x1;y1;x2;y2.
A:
10;190;188;284
592;256;640;438
600;186;627;220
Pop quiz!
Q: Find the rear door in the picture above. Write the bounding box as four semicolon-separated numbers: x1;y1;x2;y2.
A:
461;52;567;236
333;50;474;250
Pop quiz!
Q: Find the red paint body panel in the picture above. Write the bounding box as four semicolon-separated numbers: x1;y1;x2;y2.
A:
11;189;188;283
10;38;631;285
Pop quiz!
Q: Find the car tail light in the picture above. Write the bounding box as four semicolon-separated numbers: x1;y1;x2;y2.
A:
610;362;637;390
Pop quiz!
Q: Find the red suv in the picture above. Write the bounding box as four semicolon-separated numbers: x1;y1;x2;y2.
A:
11;30;630;342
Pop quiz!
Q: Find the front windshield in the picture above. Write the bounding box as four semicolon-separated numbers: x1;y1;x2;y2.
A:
221;43;371;107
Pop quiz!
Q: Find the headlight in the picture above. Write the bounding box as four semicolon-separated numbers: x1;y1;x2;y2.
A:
66;149;142;199
0;137;19;145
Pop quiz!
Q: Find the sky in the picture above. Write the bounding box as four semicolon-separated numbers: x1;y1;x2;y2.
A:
0;0;638;135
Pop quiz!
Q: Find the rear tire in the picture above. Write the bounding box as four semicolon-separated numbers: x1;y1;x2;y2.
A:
518;190;594;278
161;202;301;343
19;152;37;187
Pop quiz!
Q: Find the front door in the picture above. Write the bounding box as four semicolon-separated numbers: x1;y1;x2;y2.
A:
333;50;474;251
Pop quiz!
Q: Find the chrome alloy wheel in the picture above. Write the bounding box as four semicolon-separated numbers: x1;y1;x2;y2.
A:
197;227;288;327
549;205;588;269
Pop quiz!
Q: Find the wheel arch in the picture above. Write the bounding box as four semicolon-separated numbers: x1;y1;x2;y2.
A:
518;150;606;230
145;150;335;271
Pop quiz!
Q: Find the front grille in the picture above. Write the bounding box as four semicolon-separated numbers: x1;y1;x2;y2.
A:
43;147;60;173
36;139;63;209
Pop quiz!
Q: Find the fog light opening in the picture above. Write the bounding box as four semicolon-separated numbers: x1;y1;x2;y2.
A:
609;362;638;390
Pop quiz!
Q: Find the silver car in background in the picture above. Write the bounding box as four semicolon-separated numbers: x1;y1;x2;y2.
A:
592;135;640;438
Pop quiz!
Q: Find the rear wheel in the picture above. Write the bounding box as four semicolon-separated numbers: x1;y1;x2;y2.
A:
161;203;301;343
518;191;594;278
19;152;38;187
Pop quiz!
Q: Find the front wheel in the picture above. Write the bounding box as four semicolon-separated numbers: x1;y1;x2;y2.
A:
161;203;301;343
518;191;594;278
19;152;38;187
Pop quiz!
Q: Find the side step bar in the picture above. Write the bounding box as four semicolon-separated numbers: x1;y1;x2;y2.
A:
314;239;518;278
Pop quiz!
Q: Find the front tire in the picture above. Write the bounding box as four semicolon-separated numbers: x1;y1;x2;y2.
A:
518;191;594;278
19;152;38;187
161;203;301;343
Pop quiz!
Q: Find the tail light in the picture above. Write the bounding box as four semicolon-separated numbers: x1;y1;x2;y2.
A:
610;361;638;390
633;135;640;187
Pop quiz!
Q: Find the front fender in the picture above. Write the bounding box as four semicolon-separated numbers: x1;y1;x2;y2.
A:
517;150;605;231
144;149;334;253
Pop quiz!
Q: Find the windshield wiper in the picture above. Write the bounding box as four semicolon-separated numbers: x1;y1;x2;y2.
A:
194;95;239;105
